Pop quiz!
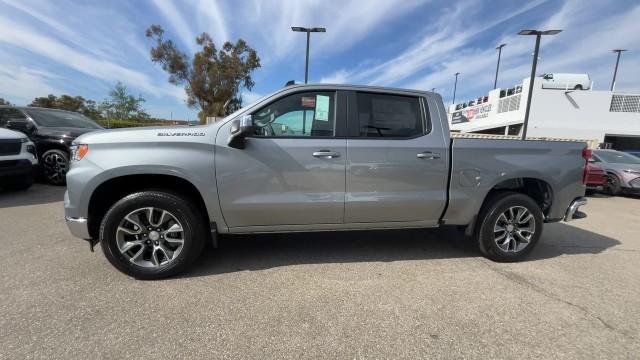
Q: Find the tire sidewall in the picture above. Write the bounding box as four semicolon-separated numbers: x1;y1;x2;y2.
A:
478;192;544;262
100;192;204;279
605;173;621;196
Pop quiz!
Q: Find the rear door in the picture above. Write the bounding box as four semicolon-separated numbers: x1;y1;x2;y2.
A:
215;90;347;228
344;91;448;225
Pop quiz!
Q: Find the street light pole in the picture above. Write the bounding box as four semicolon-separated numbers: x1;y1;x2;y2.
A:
518;29;562;140
494;44;506;89
305;31;310;84
291;27;326;83
452;72;460;105
610;49;627;91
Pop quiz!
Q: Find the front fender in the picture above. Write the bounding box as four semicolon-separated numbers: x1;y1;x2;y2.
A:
64;143;225;231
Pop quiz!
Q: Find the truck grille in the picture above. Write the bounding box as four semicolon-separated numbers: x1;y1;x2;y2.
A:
0;139;22;156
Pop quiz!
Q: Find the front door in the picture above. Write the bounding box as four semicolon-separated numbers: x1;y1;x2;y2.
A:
215;90;346;228
345;91;448;225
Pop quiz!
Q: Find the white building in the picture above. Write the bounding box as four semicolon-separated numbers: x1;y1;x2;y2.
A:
447;77;640;150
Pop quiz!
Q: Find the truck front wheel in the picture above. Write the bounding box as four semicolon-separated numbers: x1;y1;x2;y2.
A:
99;191;206;279
476;192;543;262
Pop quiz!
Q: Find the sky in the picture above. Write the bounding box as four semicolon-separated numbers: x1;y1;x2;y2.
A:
1;0;639;120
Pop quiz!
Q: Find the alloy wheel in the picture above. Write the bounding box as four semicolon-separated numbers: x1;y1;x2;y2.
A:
116;207;185;268
42;152;68;183
493;206;536;253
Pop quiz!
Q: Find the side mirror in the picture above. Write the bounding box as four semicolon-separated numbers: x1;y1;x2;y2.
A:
228;115;254;149
6;120;34;134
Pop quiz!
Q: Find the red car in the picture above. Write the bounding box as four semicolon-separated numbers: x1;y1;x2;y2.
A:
585;162;606;192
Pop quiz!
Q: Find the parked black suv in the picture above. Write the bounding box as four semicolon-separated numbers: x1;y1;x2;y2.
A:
0;107;103;185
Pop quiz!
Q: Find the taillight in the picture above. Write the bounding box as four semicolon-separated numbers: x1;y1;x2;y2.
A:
581;147;592;184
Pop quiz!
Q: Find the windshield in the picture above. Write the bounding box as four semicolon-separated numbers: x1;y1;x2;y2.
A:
595;150;640;164
25;108;102;129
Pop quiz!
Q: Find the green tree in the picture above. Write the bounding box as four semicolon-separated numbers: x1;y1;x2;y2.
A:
0;98;13;106
29;94;57;108
100;82;149;121
146;24;260;123
83;99;102;120
54;95;86;112
29;94;102;120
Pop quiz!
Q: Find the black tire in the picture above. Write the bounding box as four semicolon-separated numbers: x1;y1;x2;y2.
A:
99;191;206;280
574;85;583;90
476;191;544;262
604;173;621;196
40;149;69;185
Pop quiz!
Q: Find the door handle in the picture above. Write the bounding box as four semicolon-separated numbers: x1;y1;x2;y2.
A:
313;150;340;158
417;151;440;159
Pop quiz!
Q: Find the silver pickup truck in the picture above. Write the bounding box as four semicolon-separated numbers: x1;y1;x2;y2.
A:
64;84;588;279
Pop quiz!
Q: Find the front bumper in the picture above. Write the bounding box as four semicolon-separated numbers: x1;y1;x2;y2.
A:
0;159;36;181
65;216;91;239
622;176;640;194
564;197;588;222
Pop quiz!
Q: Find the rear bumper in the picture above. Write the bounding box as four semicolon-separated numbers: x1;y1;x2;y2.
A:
564;197;588;222
65;216;91;239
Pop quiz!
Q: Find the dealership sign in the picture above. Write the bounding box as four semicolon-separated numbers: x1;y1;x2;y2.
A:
451;103;493;124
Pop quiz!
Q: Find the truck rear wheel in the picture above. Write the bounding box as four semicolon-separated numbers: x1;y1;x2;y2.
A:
99;191;205;279
476;191;543;262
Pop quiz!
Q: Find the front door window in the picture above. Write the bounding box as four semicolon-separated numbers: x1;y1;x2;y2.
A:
252;92;335;137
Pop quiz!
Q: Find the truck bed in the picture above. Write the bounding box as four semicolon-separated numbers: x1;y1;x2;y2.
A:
442;136;587;226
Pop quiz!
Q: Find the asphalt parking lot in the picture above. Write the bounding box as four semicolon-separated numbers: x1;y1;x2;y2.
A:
0;184;639;359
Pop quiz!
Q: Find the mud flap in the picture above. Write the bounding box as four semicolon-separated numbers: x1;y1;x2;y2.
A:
87;238;100;252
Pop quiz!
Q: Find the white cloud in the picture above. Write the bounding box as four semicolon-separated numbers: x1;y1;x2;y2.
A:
0;65;64;105
0;0;75;38
196;0;230;44
322;0;640;104
241;91;263;106
319;70;350;84
0;14;182;102
325;0;548;87
150;0;198;52
2;0;639;120
236;0;429;61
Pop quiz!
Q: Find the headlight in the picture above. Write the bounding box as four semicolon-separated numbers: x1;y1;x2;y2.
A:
20;137;28;143
623;169;640;175
26;144;37;157
70;144;89;161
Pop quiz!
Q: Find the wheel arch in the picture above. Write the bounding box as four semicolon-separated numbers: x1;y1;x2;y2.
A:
36;142;70;160
36;141;70;158
87;174;211;240
465;176;553;236
485;177;554;216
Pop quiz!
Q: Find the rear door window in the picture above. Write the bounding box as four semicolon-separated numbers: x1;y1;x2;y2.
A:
355;93;424;138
